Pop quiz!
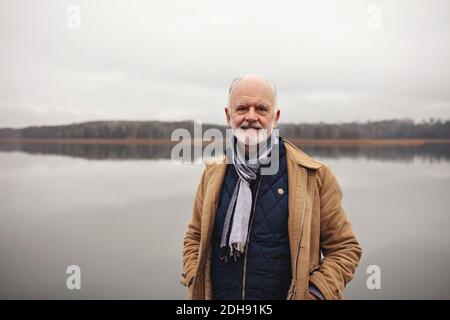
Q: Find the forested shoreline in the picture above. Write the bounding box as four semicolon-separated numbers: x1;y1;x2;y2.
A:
1;118;449;140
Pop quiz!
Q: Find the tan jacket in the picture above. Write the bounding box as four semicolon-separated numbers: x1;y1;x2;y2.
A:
181;139;362;300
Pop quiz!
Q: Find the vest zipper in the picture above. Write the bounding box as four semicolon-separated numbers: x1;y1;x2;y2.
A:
241;175;263;300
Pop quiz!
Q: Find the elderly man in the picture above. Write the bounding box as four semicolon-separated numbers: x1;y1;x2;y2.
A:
181;75;362;300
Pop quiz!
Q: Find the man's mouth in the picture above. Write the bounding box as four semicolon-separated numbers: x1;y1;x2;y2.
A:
240;126;261;130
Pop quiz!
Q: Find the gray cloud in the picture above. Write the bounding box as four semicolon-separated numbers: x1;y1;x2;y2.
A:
1;0;449;128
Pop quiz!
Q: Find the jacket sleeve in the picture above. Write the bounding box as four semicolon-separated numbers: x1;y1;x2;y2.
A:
309;165;363;299
181;167;207;289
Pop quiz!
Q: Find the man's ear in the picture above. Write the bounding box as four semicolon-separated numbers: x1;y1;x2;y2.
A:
225;107;232;128
273;109;281;128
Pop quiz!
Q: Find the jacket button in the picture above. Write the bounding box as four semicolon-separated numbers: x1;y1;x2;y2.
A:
277;187;284;195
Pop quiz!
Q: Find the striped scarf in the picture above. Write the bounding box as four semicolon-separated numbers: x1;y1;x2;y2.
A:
220;130;276;262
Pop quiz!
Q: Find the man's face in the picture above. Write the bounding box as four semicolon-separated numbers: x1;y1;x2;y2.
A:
225;77;280;146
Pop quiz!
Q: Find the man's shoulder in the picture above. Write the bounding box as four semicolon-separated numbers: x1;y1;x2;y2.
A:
202;156;228;179
282;139;340;191
204;155;227;166
282;139;326;170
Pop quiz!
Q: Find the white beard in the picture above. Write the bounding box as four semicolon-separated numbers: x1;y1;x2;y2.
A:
231;121;274;147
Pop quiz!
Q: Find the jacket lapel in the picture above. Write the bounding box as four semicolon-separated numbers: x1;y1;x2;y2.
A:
194;160;227;299
284;139;324;298
286;160;308;277
200;162;228;249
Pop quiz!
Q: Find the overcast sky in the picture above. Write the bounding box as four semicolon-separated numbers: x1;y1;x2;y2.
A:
1;0;449;128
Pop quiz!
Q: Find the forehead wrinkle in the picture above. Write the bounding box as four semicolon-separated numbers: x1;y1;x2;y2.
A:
234;96;271;107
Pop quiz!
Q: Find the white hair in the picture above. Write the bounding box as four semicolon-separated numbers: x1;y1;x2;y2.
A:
227;75;278;109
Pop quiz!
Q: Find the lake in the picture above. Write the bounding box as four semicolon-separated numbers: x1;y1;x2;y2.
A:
0;141;449;299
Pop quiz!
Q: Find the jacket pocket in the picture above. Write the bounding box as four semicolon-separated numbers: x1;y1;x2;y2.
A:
309;264;321;275
180;272;195;288
286;278;296;300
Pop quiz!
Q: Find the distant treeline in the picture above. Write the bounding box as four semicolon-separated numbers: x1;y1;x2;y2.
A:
0;119;449;139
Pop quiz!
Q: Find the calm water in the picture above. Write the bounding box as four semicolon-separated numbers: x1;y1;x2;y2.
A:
0;142;449;299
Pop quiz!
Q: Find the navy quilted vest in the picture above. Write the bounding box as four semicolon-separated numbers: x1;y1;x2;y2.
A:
211;137;292;300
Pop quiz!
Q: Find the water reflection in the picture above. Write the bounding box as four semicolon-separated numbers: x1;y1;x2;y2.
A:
0;142;449;299
0;141;449;162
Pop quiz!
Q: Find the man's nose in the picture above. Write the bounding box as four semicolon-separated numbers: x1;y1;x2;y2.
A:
245;108;258;122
